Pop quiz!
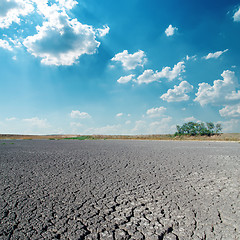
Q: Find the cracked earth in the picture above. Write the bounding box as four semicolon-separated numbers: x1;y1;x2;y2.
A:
0;140;239;239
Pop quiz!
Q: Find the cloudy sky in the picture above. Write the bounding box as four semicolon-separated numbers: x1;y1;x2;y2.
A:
0;0;240;134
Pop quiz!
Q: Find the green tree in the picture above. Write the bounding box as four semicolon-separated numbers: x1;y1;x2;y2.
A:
206;122;215;135
176;125;183;135
215;123;222;134
175;121;221;136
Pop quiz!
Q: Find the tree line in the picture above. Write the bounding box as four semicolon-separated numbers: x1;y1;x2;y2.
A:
175;122;222;136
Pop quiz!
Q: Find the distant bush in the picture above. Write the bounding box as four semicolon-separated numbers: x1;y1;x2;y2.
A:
175;122;222;136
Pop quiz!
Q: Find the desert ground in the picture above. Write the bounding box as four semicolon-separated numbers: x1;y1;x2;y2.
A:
0;139;239;239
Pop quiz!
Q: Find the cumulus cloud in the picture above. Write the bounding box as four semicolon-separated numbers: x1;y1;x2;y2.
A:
0;0;108;65
0;0;34;28
70;110;91;119
149;117;175;134
161;81;193;102
158;61;185;81
132;120;146;133
225;90;240;100
23;16;102;66
131;117;174;134
217;119;240;132
136;61;185;84
165;24;178;37
56;0;78;10
116;113;123;117
96;25;110;37
0;39;13;51
203;49;228;60
136;69;161;84
146;107;166;118
184;116;197;122
233;7;240;22
117;74;135;84
30;0;78;24
23;117;49;128
194;70;239;106
111;50;147;70
219;104;240;118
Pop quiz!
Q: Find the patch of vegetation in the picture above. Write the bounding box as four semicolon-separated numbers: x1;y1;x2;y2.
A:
49;138;56;140
64;136;95;140
175;122;222;136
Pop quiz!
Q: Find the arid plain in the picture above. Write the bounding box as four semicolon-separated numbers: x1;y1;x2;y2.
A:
0;139;239;239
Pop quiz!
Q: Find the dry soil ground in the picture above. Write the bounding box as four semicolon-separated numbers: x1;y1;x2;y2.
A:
0;140;239;239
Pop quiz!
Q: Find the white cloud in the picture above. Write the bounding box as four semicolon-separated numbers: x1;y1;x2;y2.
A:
136;61;185;84
158;61;185;81
219;104;240;118
161;81;193;102
132;120;146;133
117;74;135;84
233;7;240;22
149;117;175;134
30;0;78;25
0;39;13;51
225;90;240;100
146;106;166;118
136;69;161;84
9;38;22;48
116;113;123;117
125;120;131;125
0;0;34;28
96;25;110;37
70;110;91;119
165;24;178;37
217;119;240;132
6;117;16;121
56;0;78;10
186;55;197;61
0;0;108;65
23;117;49;128
111;50;147;70
31;1;65;26
184;116;197;122
23;16;102;66
203;49;228;60
194;70;239;106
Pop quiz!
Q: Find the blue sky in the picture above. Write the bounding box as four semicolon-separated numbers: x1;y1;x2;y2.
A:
0;0;240;134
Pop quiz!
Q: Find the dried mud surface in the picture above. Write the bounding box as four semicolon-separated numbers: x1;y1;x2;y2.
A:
0;140;239;240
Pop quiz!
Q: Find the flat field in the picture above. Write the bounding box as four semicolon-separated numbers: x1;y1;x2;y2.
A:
0;133;240;141
0;140;239;239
